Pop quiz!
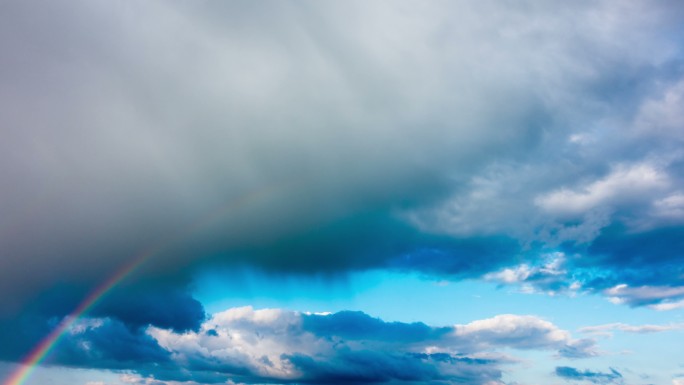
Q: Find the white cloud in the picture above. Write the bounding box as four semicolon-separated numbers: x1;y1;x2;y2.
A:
485;265;533;284
149;307;314;380
483;254;580;296
579;322;684;336
144;306;596;383
453;314;570;349
604;284;684;309
652;193;684;221
452;313;597;358
535;163;669;216
118;375;167;385
634;79;684;141
649;299;684;311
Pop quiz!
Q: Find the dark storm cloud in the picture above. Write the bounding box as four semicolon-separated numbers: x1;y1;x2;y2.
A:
225;211;522;275
390;236;522;277
89;286;205;332
0;315;171;372
555;366;623;385
283;351;500;385
24;307;595;385
2;0;684;332
301;310;450;343
0;315;52;362
0;283;205;363
0;0;534;314
52;318;171;369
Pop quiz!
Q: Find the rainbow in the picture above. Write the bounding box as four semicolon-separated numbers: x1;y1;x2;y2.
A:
2;246;157;385
2;186;282;385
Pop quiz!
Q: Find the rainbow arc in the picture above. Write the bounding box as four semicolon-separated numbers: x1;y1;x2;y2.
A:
3;186;281;385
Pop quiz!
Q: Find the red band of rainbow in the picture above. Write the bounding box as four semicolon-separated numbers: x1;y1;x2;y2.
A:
2;185;283;385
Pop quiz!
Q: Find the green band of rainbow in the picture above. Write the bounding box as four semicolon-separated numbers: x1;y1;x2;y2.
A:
2;245;157;385
2;186;281;385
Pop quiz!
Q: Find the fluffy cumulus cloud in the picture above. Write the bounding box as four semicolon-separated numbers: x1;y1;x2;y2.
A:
40;307;594;385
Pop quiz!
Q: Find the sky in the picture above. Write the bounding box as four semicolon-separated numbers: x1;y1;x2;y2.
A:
1;1;684;384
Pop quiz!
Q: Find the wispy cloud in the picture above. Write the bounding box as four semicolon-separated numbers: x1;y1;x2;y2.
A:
555;366;623;384
579;322;684;336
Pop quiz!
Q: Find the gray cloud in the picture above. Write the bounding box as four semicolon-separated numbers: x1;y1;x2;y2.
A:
1;0;684;318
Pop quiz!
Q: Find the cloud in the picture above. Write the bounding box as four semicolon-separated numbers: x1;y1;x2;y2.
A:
453;314;596;358
0;0;546;312
480;232;684;308
633;78;684;141
535;163;669;216
579;322;684;336
1;0;684;319
555;366;623;384
603;284;684;310
26;307;595;384
89;286;206;332
650;300;684;311
300;310;450;343
119;374;167;385
652;193;684;221
0;281;206;364
484;253;577;295
58;318;171;369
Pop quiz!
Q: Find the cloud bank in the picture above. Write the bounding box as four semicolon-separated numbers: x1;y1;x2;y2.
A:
39;307;595;385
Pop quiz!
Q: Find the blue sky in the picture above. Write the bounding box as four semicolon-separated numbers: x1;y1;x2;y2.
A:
1;1;684;385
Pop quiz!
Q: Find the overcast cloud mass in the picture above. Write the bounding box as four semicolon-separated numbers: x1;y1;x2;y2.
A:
1;1;684;384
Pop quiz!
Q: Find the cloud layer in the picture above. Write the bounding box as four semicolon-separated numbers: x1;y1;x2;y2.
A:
41;307;595;385
2;0;684;310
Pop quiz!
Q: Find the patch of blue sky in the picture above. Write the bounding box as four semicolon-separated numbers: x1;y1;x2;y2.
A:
193;264;684;385
193;267;683;330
